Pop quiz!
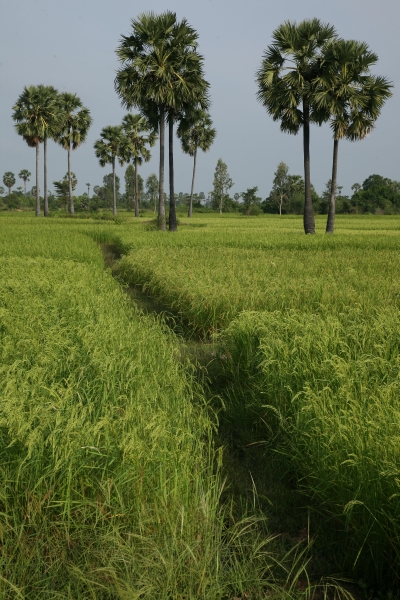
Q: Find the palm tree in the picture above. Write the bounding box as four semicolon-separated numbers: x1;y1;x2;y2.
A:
86;183;90;198
256;19;337;234
3;172;16;195
177;109;216;217
121;113;157;217
56;93;92;215
94;126;126;216
12;85;61;216
115;11;209;231
315;39;392;233
19;169;31;195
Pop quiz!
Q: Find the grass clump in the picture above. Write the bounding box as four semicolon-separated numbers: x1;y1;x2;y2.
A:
217;308;400;586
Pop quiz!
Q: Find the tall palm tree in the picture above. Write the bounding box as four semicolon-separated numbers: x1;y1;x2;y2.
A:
115;11;209;231
94;126;126;216
56;93;92;215
19;169;31;195
121;113;157;217
177;109;216;217
315;39;392;233
256;19;337;234
12;85;61;216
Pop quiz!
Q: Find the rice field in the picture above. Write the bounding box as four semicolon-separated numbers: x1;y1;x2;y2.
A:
0;214;313;599
1;211;400;594
111;212;400;587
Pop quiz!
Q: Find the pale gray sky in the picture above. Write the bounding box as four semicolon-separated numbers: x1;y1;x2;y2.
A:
1;0;398;199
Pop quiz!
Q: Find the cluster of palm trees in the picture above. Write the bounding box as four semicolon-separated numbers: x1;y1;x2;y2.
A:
114;11;215;230
256;18;392;234
12;85;91;216
94;115;157;217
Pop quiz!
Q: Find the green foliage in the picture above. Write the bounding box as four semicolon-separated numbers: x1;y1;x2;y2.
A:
53;172;78;205
350;174;400;214
56;92;92;151
93;173;121;209
145;173;159;212
115;11;209;115
124;164;143;210
18;169;31;193
177;108;216;156
3;171;16;194
12;85;61;146
211;159;234;213
239;187;262;215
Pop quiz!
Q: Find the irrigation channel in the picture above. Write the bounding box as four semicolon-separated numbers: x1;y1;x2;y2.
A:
101;242;365;598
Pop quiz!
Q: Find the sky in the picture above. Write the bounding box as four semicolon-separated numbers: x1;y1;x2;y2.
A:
1;0;398;199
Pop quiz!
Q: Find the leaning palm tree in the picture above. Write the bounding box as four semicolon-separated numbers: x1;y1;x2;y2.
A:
94;126;126;216
315;39;392;233
115;11;209;231
12;85;61;216
121;113;157;217
177;109;216;217
56;93;92;215
19;169;31;195
256;19;337;234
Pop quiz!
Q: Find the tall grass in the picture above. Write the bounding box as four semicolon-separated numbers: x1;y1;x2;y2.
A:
0;216;313;598
114;216;400;336
107;212;400;585
218;308;400;584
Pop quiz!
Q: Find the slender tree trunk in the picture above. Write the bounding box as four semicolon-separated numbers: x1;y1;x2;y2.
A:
24;180;27;195
168;112;177;232
134;157;139;217
44;136;49;216
326;138;339;234
188;146;197;218
112;156;117;216
219;190;223;215
68;145;74;215
279;194;282;216
158;105;166;231
36;143;40;217
302;98;315;234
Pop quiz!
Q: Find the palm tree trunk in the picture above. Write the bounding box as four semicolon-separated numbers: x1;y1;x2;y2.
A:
44;136;49;217
188;146;197;218
24;179;27;196
158;105;166;231
326;138;339;234
112;156;117;216
68;145;74;215
134;157;139;217
168;112;177;232
36;143;40;217
302;98;315;234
